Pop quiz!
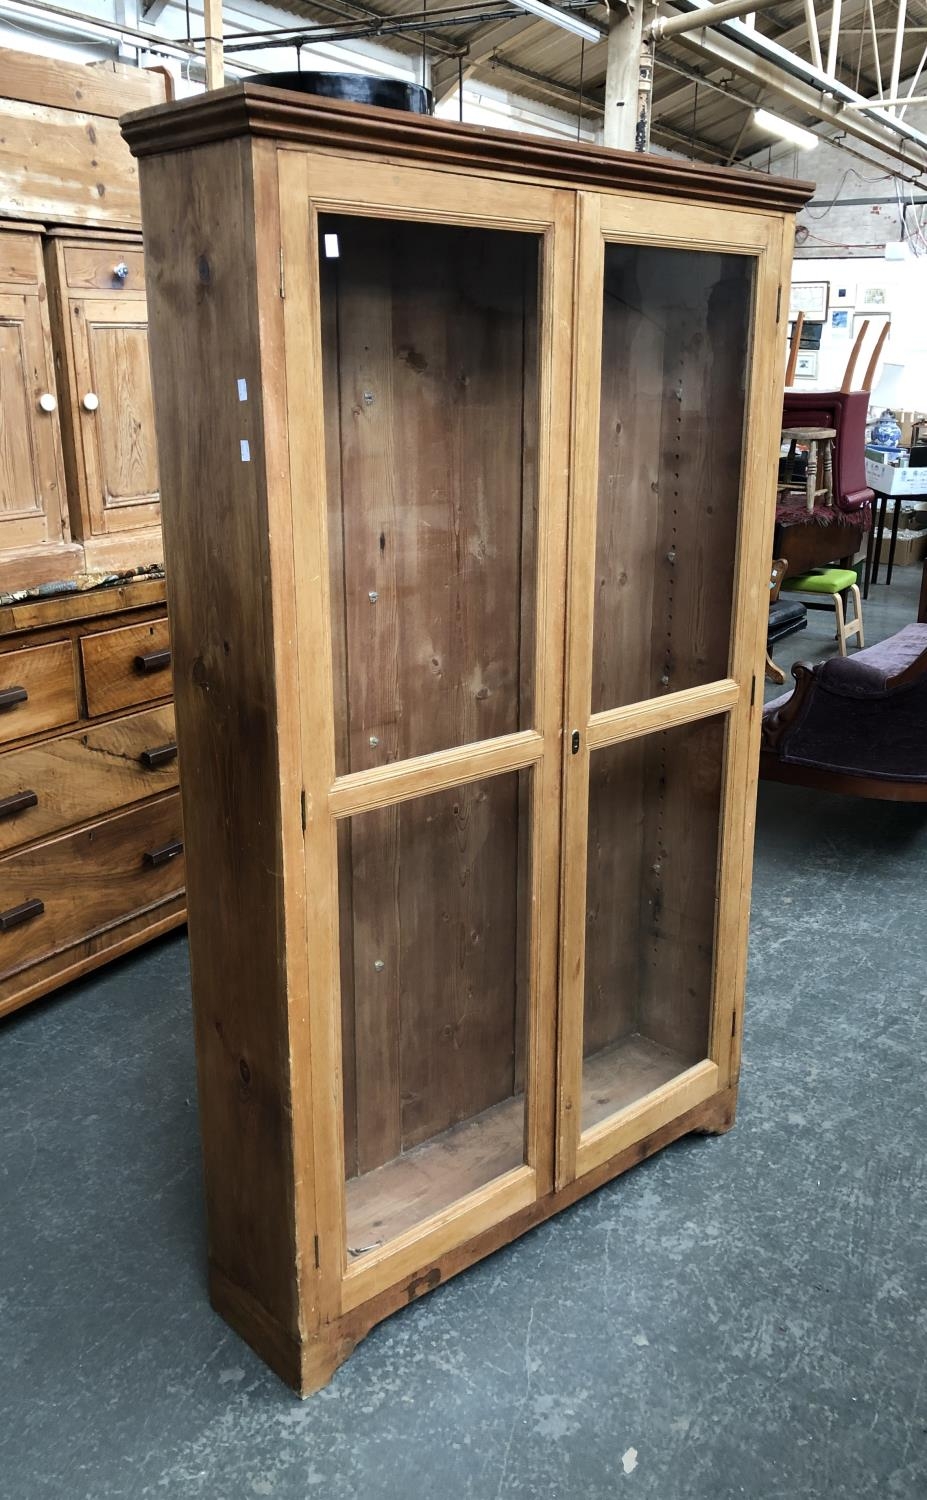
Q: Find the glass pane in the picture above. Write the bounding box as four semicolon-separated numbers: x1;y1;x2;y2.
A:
592;244;753;712
582;717;725;1133
340;771;531;1257
320;214;540;773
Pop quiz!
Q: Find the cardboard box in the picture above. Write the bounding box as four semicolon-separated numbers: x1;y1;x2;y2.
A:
865;458;927;496
878;529;927;567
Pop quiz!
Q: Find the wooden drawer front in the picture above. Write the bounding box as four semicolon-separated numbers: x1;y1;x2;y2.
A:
0;230;41;288
0;793;183;978
0;704;177;854
0;641;78;745
63;245;145;292
81;618;171;717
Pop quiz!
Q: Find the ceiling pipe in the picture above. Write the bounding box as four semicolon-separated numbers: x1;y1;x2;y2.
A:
656;0;927;157
650;0;779;41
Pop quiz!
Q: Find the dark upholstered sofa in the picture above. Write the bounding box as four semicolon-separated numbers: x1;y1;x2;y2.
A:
761;624;927;800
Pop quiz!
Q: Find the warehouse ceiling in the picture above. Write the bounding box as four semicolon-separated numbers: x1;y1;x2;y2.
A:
233;0;927;171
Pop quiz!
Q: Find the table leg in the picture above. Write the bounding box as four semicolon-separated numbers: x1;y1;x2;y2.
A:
823;440;834;506
871;491;888;587
863;513;876;600
887;495;902;585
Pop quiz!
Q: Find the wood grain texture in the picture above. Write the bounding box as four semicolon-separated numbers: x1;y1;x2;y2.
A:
0;225;44;287
591;244;752;709
345;1089;525;1255
342;774;527;1173
71;301;160;532
0;702;177;853
0;577;165;637
80;616;170;717
62;244;144;292
320;216;538;1177
122;84;815;215
0;790;183;980
139;136;304;1345
0;895;184;1020
0;249;71;578
129;94;802;1394
46;237;160;554
0;46;166;120
0;47;166;232
0;99;142;230
0;640;78;744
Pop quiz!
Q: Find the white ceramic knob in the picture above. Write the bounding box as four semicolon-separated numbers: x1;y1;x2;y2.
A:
82;392;100;412
37;393;57;413
113;261;130;281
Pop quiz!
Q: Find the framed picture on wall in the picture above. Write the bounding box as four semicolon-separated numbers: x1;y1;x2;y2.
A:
858;285;890;310
795;352;819;379
831;309;850;336
854;311;891;348
789;281;829;321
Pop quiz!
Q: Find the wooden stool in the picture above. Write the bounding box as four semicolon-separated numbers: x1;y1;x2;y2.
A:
781;566;864;656
781;426;837;512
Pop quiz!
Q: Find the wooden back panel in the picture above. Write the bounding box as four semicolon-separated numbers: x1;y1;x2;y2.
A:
0;47;168;229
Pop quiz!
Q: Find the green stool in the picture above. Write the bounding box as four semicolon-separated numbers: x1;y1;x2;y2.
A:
781;567;864;656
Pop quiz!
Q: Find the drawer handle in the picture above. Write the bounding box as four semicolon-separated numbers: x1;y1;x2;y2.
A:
140;741;178;770
0;789;38;819
113;261;130;281
0;686;28;711
0;897;44;931
143;839;183;868
135;648;171;674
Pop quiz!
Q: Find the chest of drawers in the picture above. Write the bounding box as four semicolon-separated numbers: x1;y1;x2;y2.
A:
0;578;185;1019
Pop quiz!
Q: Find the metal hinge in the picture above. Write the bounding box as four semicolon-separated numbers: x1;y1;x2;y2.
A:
279;247;286;299
313;1234;320;1270
300;788;307;831
776;285;782;323
731;1008;737;1039
750;674;757;708
571;730;580;755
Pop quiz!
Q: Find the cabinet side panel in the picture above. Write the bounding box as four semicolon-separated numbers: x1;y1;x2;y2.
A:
138;140;299;1342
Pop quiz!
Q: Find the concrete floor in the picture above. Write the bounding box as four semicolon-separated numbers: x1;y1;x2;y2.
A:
1;573;926;1499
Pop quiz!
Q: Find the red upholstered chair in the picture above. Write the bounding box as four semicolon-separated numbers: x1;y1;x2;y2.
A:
776;390;874;579
780;390;874;518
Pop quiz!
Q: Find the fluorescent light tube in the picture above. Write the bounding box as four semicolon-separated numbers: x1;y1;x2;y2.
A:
512;0;603;44
753;108;819;150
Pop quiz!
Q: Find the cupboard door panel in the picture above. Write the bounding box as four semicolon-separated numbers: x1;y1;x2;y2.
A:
582;717;725;1132
559;193;787;1187
592;243;752;712
69;298;160;534
339;770;531;1258
0;292;67;553
320;214;538;772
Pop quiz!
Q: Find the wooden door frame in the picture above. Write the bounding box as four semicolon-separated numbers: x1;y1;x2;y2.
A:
556;191;791;1188
0;289;68;551
65;296;160;536
276;147;575;1313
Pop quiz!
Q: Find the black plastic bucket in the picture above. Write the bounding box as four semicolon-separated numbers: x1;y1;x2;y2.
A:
257;71;434;116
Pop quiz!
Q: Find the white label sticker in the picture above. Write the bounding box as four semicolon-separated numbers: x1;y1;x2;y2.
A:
237;378;248;402
240;439;251;462
323;233;340;259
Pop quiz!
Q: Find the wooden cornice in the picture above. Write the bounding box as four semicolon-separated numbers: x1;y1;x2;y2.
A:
122;82;815;215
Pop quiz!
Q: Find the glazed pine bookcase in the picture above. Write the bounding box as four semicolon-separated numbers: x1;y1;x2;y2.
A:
122;85;812;1395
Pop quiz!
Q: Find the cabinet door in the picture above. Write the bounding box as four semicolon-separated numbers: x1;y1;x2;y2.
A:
68;298;160;535
278;152;573;1307
557;193;789;1186
0;292;68;553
